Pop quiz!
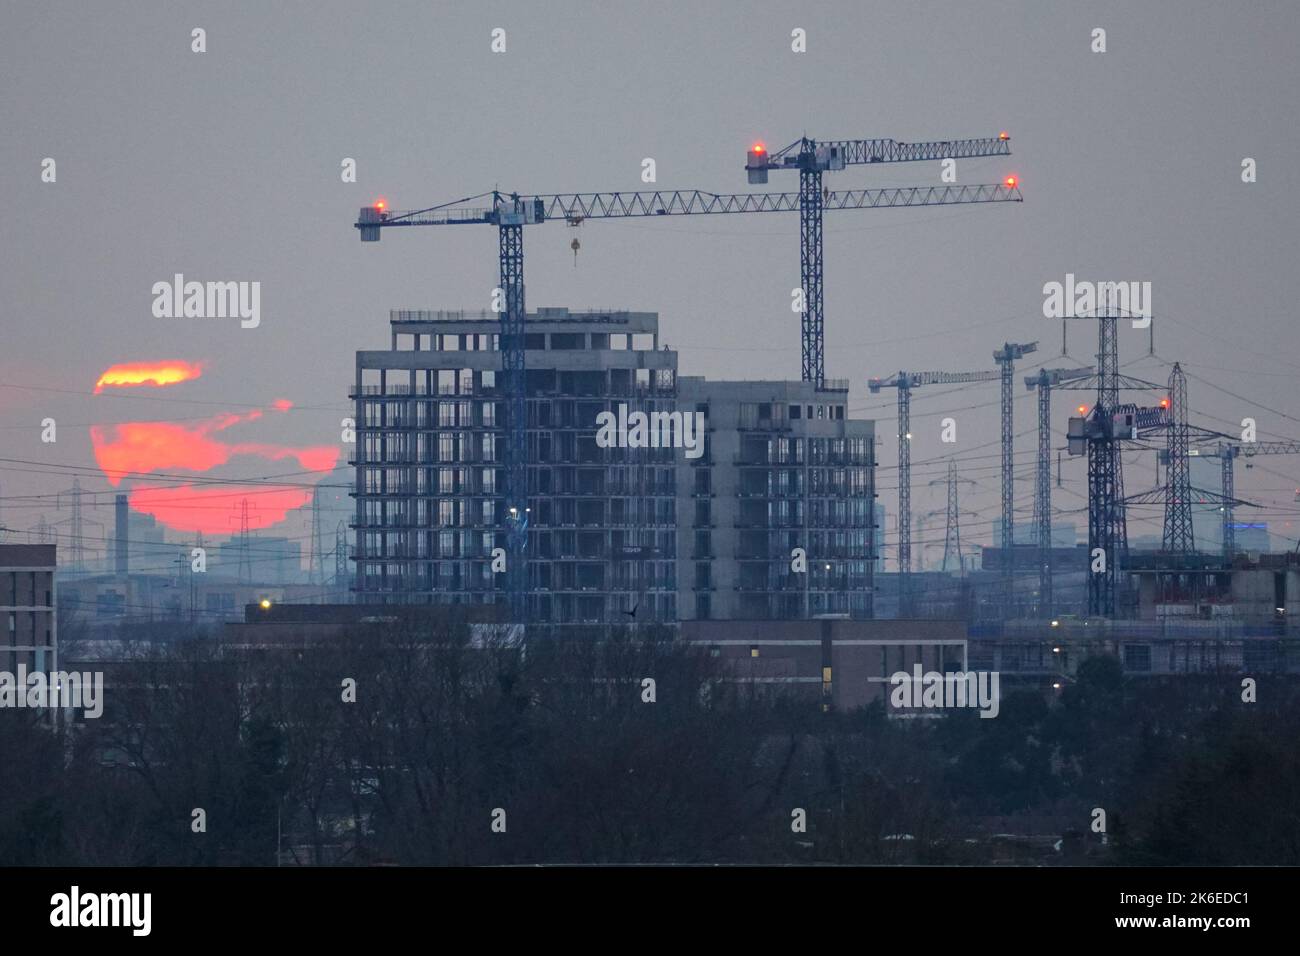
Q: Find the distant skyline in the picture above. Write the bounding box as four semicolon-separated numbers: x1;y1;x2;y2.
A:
4;0;1300;558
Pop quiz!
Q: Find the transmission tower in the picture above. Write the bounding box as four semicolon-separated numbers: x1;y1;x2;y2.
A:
54;479;102;573
70;479;84;569
929;459;976;574
1162;362;1195;553
1132;368;1262;573
310;487;326;586
232;498;253;584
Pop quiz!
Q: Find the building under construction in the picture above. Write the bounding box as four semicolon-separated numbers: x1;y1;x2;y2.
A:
350;308;875;623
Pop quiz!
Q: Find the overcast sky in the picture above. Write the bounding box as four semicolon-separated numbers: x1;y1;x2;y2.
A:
3;0;1299;560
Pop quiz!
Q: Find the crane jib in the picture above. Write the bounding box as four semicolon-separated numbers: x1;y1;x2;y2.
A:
357;183;1021;233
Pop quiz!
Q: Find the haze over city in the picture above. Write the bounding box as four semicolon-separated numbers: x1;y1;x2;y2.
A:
4;1;1298;559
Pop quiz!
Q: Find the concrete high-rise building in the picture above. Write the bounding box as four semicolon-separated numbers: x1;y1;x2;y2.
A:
351;309;875;623
674;377;874;620
352;309;677;621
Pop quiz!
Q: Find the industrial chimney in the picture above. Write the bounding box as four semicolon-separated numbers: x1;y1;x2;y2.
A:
115;494;128;575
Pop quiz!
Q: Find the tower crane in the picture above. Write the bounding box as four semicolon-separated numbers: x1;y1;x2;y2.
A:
992;341;1038;608
1178;440;1300;559
358;177;1022;621
1024;366;1094;615
868;367;1001;616
1060;297;1165;617
746;132;1017;387
1218;441;1300;557
1069;400;1170;616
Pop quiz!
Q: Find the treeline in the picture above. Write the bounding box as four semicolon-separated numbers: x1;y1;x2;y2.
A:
2;620;1298;865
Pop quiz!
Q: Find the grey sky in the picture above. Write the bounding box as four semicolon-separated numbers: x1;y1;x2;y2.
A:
3;0;1299;557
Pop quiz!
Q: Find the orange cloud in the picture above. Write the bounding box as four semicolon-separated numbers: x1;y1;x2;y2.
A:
129;484;316;534
91;420;234;483
94;360;203;394
89;406;303;485
209;409;263;431
91;362;339;535
231;443;339;474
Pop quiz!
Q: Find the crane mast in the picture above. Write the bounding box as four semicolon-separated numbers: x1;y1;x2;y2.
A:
1180;439;1300;560
868;368;1001;616
1025;366;1094;615
992;341;1038;610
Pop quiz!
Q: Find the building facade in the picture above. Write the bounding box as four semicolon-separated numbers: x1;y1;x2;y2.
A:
683;618;960;711
675;377;874;620
352;309;875;623
1;544;57;674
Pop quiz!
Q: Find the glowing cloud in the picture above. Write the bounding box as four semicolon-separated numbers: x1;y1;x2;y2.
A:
88;406;327;487
128;484;316;534
91;420;237;483
231;443;339;474
94;360;203;394
91;362;338;535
